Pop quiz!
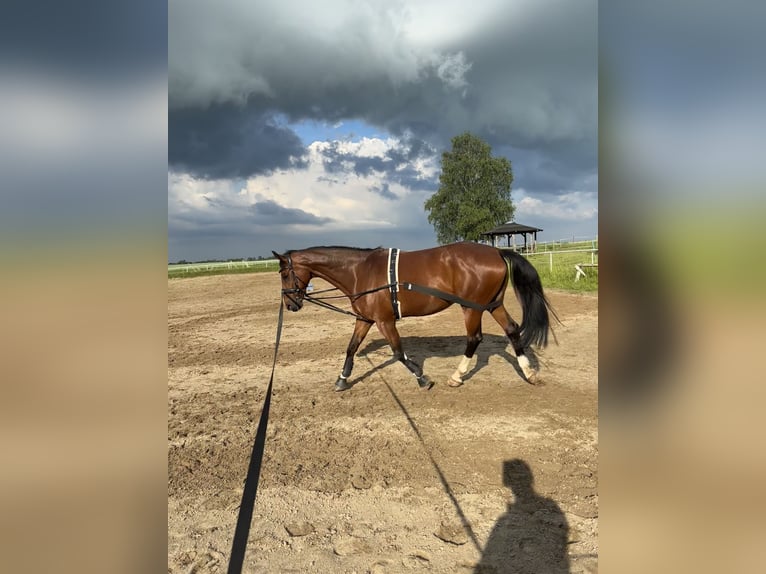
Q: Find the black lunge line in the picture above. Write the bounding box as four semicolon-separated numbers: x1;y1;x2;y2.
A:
227;303;283;574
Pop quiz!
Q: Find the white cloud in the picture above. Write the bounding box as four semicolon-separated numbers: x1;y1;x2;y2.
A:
244;139;435;228
317;137;396;159
169;135;439;236
401;0;506;47
516;190;598;221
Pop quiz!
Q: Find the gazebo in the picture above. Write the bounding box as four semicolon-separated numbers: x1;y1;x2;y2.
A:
481;221;543;252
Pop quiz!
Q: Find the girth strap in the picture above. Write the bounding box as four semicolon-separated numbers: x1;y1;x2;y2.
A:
387;248;402;320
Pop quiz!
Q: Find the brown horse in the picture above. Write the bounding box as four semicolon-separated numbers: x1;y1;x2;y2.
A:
272;242;556;391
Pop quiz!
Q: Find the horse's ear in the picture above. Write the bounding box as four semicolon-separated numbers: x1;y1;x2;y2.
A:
271;250;284;261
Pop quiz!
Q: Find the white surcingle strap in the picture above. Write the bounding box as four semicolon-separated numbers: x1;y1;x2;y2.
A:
387;247;402;320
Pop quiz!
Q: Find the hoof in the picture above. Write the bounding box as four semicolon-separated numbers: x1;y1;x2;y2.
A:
447;376;463;387
417;376;434;391
335;377;352;392
524;371;539;385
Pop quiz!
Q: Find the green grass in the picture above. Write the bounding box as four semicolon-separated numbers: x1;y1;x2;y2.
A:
524;250;599;292
168;260;279;279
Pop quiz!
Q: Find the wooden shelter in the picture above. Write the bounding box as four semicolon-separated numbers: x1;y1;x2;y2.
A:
481;222;543;252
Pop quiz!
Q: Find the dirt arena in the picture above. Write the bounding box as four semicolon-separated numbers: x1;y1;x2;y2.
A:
168;272;598;573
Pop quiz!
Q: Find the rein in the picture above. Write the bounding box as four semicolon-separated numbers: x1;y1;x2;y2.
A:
302;290;377;322
288;281;502;320
294;284;393;323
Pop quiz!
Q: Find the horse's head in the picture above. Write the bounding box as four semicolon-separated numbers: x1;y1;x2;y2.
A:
272;250;311;312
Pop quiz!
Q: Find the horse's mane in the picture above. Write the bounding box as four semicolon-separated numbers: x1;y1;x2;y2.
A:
285;245;381;255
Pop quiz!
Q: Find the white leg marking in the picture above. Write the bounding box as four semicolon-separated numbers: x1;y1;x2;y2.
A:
517;354;537;381
449;355;472;386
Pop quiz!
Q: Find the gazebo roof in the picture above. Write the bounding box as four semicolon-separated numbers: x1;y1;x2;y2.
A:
481;222;543;236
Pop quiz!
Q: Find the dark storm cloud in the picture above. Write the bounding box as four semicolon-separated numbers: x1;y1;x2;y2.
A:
169;105;308;179
318;137;438;193
499;146;597;197
169;1;596;195
456;1;597;196
251;200;332;225
368;183;397;201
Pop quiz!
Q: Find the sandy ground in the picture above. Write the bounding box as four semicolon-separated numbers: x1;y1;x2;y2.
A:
168;273;598;573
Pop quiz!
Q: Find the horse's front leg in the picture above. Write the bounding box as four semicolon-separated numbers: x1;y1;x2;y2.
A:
376;319;433;390
335;319;373;391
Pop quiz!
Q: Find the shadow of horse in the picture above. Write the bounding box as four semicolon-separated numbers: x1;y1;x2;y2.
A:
352;334;540;387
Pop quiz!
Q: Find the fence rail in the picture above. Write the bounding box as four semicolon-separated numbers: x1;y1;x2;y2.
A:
168;259;277;276
521;248;599;273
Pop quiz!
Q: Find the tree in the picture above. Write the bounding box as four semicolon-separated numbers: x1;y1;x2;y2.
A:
424;132;514;244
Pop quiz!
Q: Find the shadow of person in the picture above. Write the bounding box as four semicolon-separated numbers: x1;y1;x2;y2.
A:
474;459;570;574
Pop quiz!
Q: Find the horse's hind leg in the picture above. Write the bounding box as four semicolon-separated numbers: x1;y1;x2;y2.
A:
375;319;433;390
335;319;373;391
490;305;538;383
448;308;484;387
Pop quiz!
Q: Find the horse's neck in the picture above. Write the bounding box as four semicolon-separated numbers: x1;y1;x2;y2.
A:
304;251;366;294
309;263;353;290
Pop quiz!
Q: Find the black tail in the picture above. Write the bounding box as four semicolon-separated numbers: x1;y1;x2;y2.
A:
500;250;559;349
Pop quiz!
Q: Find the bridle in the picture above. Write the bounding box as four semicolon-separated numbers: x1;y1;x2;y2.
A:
279;255;309;309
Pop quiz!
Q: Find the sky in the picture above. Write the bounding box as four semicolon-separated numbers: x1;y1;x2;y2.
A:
168;0;598;262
